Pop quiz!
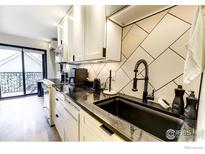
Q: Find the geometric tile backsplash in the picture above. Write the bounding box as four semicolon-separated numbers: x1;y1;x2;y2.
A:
79;5;200;105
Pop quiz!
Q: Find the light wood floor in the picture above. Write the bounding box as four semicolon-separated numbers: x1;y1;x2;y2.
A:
0;96;61;141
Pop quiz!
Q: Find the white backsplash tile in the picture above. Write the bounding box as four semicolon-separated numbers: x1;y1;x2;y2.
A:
122;24;133;39
141;14;190;58
121;46;154;79
170;29;190;59
122;24;147;58
155;81;177;105
105;55;127;72
147;48;184;90
97;67;110;83
169;5;197;24
92;63;105;76
136;9;168;33
112;68;130;92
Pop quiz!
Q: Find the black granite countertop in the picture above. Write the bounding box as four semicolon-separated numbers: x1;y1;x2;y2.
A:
52;82;195;142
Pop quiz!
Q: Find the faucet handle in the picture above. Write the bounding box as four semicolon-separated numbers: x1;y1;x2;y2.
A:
146;90;155;100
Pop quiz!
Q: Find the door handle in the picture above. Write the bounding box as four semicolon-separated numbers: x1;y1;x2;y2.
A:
56;114;59;118
99;124;114;136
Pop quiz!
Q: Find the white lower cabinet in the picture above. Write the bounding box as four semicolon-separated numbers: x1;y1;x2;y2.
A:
54;93;124;142
80;109;124;141
54;97;65;140
64;98;80;141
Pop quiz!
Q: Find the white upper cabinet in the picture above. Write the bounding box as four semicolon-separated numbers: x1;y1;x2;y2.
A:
57;5;122;63
67;8;74;62
72;5;85;61
56;16;69;63
106;20;122;61
84;5;106;60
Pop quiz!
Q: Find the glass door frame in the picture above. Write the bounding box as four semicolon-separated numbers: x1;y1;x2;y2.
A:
0;43;47;99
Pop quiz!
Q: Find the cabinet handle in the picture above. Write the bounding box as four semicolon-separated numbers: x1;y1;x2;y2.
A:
56;114;59;118
56;98;59;101
73;55;75;61
99;124;114;136
102;48;106;57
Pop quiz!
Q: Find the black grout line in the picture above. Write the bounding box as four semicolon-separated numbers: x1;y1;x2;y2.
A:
121;67;132;81
140;72;156;91
108;18;123;28
118;79;132;92
155;73;183;92
147;26;191;65
172;80;179;86
122;9;169;63
90;64;97;77
122;5;177;28
169;47;185;60
115;55;129;73
135;23;149;34
168;12;192;26
140;45;155;60
96;63;106;77
122;24;134;41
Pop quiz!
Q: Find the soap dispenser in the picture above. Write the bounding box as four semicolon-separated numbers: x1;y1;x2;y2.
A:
184;91;198;127
172;85;185;115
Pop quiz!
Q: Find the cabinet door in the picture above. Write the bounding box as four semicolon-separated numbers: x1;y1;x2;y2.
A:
55;109;64;141
64;98;80;141
84;5;106;60
106;20;122;61
80;110;125;141
81;124;104;141
67;8;74;62
64;107;79;141
72;5;85;61
62;15;69;62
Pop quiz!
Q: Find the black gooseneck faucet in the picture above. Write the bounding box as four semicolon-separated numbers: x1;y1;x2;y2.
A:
132;59;149;103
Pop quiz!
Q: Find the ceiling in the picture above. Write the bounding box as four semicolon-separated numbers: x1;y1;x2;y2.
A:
0;5;71;42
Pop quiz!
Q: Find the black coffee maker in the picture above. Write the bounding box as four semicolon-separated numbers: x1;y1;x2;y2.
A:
69;68;88;86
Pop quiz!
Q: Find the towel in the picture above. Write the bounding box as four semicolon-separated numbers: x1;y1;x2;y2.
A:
183;5;205;85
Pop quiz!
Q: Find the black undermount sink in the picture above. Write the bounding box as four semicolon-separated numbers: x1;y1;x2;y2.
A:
94;96;184;141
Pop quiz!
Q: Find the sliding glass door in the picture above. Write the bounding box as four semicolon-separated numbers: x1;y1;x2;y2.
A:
24;49;45;94
0;44;46;98
0;46;24;97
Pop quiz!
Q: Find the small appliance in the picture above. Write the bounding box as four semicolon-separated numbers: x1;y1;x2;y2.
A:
69;68;88;86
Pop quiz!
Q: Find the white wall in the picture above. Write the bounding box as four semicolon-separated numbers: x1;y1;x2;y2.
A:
0;32;56;78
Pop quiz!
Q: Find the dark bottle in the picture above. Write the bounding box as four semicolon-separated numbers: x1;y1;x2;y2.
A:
184;91;198;127
172;85;185;115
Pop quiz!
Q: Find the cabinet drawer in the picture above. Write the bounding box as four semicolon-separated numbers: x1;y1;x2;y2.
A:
64;99;79;120
64;109;79;141
56;91;64;102
80;110;125;141
55;97;64;117
55;109;64;140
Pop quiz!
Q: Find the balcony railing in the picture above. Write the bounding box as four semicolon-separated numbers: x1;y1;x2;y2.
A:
0;72;42;94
